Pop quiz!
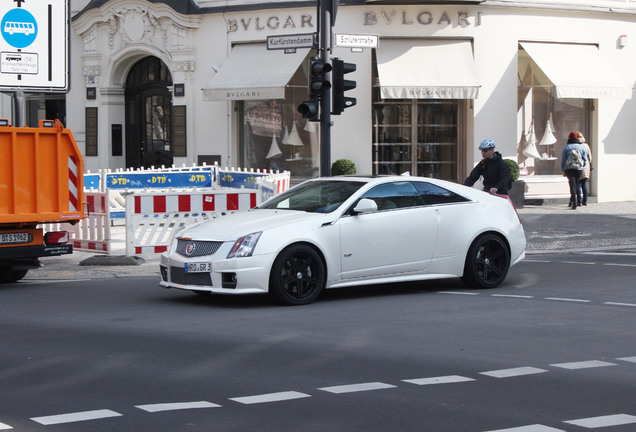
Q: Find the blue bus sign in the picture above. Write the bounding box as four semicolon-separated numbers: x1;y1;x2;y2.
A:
0;0;69;92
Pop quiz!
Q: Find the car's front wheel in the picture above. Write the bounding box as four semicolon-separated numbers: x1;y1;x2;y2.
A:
462;233;510;289
269;244;325;305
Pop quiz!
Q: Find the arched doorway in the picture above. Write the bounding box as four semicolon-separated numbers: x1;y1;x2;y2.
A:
125;56;173;169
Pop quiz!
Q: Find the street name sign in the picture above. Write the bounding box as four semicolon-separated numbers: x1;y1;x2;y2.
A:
267;33;316;50
0;0;69;92
334;34;379;48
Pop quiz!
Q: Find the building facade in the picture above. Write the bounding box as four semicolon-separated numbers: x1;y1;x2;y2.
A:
4;0;636;201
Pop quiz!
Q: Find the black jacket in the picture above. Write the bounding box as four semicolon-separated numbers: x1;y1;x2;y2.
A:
463;151;511;195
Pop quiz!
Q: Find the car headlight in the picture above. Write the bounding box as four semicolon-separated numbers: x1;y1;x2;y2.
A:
227;232;262;258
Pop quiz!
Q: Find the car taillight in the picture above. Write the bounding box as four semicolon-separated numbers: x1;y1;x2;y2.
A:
44;231;69;245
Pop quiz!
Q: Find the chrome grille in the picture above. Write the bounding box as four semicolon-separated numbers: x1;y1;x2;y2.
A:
176;239;223;258
170;266;212;286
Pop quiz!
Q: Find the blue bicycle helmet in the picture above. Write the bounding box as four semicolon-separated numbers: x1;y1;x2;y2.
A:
478;138;495;150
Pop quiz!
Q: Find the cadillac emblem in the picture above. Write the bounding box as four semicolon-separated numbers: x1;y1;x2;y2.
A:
185;242;196;256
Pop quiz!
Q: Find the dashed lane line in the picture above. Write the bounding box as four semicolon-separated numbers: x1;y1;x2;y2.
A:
135;401;220;412
604;263;636;267
491;294;534;299
0;421;11;430
479;367;548;379
31;409;122;425
550;360;617;370
229;391;311;405
318;382;397;394
402;375;475;386
438;291;479;295
618;356;636;363
564;413;636;428
604;301;636;307
545;297;591;303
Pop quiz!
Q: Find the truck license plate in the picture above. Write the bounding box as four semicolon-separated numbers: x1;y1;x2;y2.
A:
0;232;32;245
185;262;212;273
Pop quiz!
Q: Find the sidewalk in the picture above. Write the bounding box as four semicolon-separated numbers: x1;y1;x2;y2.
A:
22;201;636;281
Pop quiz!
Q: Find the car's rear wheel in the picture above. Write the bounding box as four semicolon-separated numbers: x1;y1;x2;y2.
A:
462;233;510;289
269;244;325;305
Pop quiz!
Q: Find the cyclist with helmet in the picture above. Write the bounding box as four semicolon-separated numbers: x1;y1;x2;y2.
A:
463;138;511;195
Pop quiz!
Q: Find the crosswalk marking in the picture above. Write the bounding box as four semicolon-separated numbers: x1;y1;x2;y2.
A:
550;360;616;370
564;413;636;428
483;424;565;432
403;375;475;386
230;391;311;405
31;409;122;425
479;367;548;378
135;401;220;412
318;382;396;394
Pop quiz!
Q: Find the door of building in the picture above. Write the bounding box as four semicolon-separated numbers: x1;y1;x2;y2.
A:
372;99;464;182
125;56;173;169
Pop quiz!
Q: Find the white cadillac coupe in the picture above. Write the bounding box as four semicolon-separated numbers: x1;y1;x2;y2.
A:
160;175;526;305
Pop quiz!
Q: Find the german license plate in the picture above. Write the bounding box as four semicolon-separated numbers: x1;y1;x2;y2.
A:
0;232;31;245
185;262;212;273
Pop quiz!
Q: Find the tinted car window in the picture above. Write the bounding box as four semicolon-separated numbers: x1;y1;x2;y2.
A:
411;181;469;205
360;181;424;210
259;180;365;213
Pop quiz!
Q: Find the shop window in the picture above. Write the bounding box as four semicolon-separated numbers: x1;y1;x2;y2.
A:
238;55;318;181
517;48;590;177
372;97;461;182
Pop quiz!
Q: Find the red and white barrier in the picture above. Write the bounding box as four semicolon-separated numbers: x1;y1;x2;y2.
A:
41;189;111;255
125;189;258;256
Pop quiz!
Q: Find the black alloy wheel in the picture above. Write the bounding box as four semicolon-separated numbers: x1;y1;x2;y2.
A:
269;244;325;305
462;233;510;289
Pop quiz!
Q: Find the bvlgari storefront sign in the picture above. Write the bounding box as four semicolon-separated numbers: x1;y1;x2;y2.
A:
227;10;481;32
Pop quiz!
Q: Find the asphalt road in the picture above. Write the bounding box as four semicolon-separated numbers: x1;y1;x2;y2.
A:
1;250;635;432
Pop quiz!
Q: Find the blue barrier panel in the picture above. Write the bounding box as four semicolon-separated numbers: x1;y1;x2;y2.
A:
84;174;101;190
219;171;269;190
106;171;213;189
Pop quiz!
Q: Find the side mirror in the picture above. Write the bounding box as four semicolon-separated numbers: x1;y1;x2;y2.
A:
352;198;377;214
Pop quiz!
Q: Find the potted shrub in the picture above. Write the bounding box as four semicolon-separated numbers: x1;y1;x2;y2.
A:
504;158;525;208
331;159;356;176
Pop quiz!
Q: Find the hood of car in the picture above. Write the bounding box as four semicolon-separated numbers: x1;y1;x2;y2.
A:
177;209;331;242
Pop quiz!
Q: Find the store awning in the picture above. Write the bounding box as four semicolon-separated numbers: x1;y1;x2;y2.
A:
202;44;310;101
520;42;632;99
375;40;480;99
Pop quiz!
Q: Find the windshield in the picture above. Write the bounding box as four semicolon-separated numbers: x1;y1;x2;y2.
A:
259;180;365;213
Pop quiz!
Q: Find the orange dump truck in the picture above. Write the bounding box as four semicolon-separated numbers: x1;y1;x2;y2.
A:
0;119;85;283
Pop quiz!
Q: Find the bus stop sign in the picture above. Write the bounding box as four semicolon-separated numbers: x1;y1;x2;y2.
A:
0;0;69;92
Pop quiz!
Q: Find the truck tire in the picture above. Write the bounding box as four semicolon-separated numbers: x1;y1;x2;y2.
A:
0;268;28;283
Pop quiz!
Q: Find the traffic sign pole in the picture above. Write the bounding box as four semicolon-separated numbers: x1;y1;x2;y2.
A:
319;0;332;177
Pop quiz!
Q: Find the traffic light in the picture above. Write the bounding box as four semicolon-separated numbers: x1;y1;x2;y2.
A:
331;58;356;115
298;57;332;121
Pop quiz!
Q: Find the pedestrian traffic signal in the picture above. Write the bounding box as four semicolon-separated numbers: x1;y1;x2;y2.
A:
331;58;356;115
298;57;331;121
308;57;332;98
297;100;320;121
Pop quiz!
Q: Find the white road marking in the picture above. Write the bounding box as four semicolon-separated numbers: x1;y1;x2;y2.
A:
483;424;565;432
403;375;475;386
604;262;636;267
604;301;636;307
617;356;636;363
438;291;479;295
0;421;12;430
318;382;396;394
491;294;534;299
561;261;596;265
550;360;616;370
522;259;551;263
479;367;548;378
135;401;220;412
544;297;590;303
564;413;636;428
230;391;311;405
31;409;122;425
